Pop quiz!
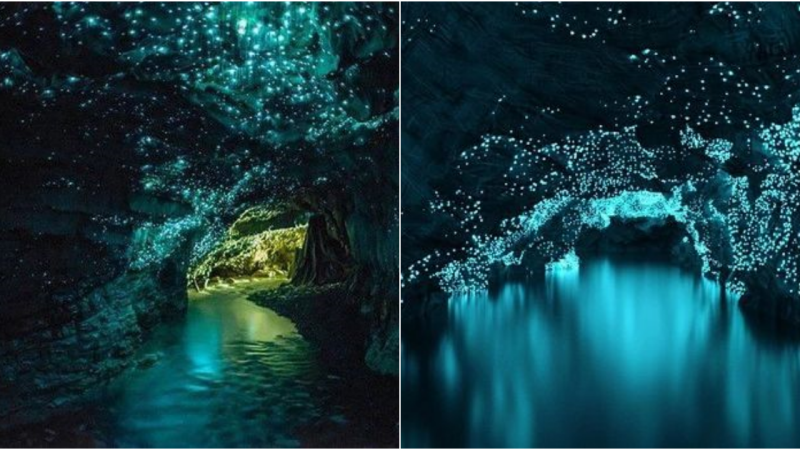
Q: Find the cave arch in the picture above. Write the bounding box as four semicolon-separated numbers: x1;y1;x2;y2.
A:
435;189;735;296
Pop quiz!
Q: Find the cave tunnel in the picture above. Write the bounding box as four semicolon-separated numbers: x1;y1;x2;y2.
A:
188;206;310;290
0;2;398;447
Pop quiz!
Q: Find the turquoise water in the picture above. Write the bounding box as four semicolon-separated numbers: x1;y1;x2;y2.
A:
402;256;800;448
98;280;339;448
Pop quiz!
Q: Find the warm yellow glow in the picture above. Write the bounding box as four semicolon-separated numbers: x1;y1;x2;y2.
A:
188;278;296;342
189;223;306;288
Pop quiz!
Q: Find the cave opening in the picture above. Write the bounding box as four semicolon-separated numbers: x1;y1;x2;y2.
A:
80;200;391;449
188;206;310;292
573;217;703;273
487;214;723;298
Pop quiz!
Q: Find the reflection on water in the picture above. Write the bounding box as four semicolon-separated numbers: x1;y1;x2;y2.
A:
100;279;331;448
402;256;800;448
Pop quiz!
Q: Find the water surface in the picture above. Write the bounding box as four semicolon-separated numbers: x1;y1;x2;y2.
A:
402;256;800;447
99;279;339;448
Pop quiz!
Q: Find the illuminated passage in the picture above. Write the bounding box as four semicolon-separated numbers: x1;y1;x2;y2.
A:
402;256;800;448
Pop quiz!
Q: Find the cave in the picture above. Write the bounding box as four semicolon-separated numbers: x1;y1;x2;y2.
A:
0;2;398;447
401;3;800;448
188;206;308;289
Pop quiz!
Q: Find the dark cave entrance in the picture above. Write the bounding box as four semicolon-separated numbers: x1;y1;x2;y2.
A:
566;215;735;301
495;216;711;292
574;216;702;271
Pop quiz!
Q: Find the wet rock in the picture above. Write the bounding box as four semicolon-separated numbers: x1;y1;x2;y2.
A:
0;242;192;429
365;319;400;376
136;352;163;369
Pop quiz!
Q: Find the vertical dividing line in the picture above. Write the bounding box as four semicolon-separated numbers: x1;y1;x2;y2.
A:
397;0;403;445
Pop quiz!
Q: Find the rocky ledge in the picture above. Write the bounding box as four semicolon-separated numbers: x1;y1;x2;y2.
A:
248;283;399;447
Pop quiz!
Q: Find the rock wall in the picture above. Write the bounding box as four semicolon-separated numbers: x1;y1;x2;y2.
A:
0;189;196;429
286;200;399;376
0;79;204;428
347;196;399;376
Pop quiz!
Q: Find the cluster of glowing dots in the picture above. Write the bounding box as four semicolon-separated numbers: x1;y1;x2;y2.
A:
0;3;396;274
2;3;394;147
406;109;800;303
402;3;800;305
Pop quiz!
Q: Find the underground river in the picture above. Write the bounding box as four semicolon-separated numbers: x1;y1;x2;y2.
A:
48;279;366;447
401;255;800;448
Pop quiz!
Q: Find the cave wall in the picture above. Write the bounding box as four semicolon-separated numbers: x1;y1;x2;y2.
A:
287;119;400;375
0;23;215;427
0;152;198;427
286;193;399;375
0;247;191;428
348;192;400;376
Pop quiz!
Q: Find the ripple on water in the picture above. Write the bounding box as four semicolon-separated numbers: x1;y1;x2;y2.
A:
98;281;342;448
